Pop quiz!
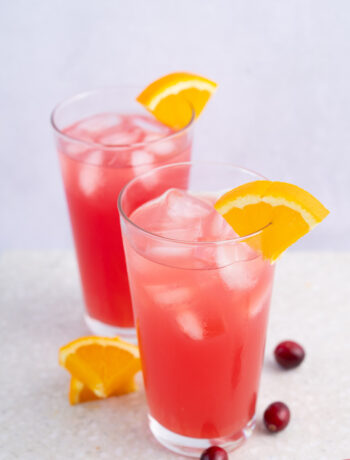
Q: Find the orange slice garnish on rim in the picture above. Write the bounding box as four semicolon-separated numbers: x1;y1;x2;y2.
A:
215;180;329;262
59;336;141;401
137;72;217;129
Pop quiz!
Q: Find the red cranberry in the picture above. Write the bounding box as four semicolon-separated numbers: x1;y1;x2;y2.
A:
200;446;228;460
264;401;290;432
274;340;305;369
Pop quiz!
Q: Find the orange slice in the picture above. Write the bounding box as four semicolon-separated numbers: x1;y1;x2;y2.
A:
69;376;137;405
137;72;217;129
215;180;329;262
59;336;141;398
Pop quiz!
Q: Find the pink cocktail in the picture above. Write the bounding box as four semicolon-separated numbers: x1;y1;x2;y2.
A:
51;88;193;340
119;163;275;456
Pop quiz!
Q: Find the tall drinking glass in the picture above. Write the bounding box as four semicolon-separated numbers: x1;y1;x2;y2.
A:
119;162;275;456
51;89;194;341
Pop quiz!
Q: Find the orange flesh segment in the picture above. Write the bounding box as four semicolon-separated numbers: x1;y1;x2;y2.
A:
69;376;137;405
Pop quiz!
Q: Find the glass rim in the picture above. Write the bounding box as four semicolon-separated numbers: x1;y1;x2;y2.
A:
118;161;271;246
50;86;195;151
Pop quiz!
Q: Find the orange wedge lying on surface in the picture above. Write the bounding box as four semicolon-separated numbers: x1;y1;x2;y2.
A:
137;72;217;129
59;336;141;400
69;376;137;405
215;180;329;262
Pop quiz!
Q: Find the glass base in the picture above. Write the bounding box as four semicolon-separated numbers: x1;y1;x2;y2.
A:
148;414;255;458
84;314;137;343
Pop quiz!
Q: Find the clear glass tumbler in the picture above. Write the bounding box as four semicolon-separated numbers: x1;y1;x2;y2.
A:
51;88;194;341
119;162;275;456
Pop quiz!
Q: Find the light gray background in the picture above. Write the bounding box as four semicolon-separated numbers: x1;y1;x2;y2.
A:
1;0;349;252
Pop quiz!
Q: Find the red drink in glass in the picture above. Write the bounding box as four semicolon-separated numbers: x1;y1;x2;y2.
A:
119;163;275;455
51;89;193;340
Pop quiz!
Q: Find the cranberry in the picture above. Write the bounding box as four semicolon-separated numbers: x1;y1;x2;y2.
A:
200;446;228;460
264;401;290;432
274;340;305;369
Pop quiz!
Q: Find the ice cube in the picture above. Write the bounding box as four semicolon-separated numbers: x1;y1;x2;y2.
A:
131;150;154;166
130;189;216;242
209;212;237;240
130;150;157;180
99;127;143;146
149;140;174;156
74;114;123;136
145;244;194;266
79;159;104;196
177;310;204;340
166;189;212;220
143;133;162;142
131;115;170;133
144;133;174;157
64;142;90;158
145;284;193;307
81;150;105;166
176;308;226;340
131;189;214;242
249;281;273;317
64;114;124;144
217;245;263;290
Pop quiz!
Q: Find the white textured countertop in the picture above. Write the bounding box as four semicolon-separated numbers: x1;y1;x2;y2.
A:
1;251;349;460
